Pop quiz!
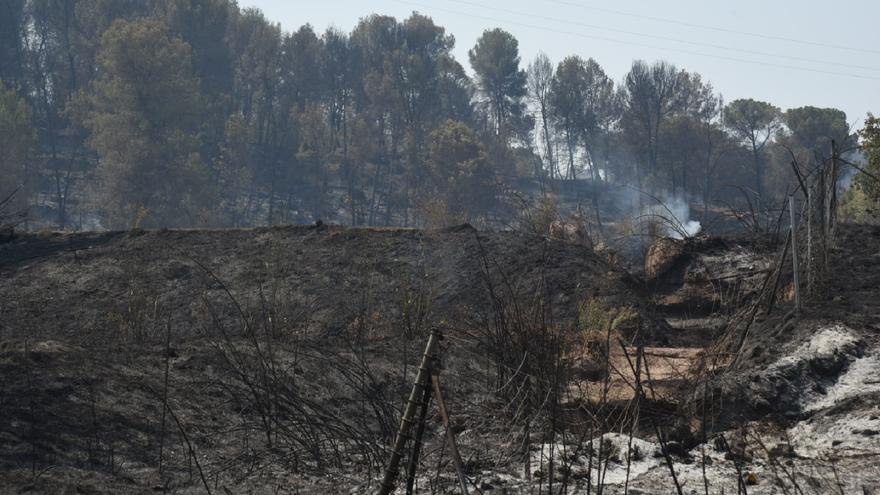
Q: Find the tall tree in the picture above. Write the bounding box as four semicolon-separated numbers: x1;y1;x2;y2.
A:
660;72;717;194
549;56;590;180
468;28;529;143
0;85;37;217
527;52;555;179
27;0;95;228
724;98;781;199
215;111;257;226
436;55;474;125
78;19;211;228
690;85;726;217
592;78;620;184
281;24;324;112
0;0;27;92
161;0;235;162
322;27;352;155
565;57;613;182
227;8;291;224
422;120;495;225
784;106;850;158
621;60;684;186
4;1;852;231
161;0;234;97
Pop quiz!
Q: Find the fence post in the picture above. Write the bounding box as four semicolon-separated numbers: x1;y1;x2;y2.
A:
432;375;470;494
828;140;839;249
806;187;812;295
789;195;801;315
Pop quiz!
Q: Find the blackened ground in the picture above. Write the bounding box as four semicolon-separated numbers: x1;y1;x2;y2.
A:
0;224;647;343
0;225;655;494
2;224;877;494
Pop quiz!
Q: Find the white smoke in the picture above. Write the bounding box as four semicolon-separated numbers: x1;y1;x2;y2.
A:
838;149;865;190
677;220;702;239
644;194;701;239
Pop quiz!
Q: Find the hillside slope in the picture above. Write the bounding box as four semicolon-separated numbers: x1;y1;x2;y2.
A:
0;225;655;494
0;224;645;342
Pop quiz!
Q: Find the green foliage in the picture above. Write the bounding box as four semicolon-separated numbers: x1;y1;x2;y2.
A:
839;185;879;224
621;60;685;178
79;19;212;228
784;106;849;154
577;298;638;359
215;112;256;225
161;0;234;97
468;28;529;141
825;114;876;225
549;56;592;179
423;120;496;225
724;98;782;197
282;24;324;110
578;298;638;334
2;2;864;230
725;99;782;144
550;56;593;129
528;192;559;234
856;114;880;205
552;56;614;181
838;114;880;224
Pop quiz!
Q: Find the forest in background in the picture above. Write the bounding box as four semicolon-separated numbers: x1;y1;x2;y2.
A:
0;0;874;231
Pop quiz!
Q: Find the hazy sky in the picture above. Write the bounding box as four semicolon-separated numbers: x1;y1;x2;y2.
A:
241;0;878;128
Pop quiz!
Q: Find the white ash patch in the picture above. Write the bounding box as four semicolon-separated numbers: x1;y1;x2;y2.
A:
806;352;880;412
789;406;880;458
531;434;663;486
754;323;864;413
769;324;860;371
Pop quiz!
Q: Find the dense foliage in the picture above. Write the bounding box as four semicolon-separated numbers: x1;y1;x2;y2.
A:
0;0;865;229
0;85;37;215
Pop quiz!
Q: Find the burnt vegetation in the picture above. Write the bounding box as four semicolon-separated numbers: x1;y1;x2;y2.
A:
2;1;880;494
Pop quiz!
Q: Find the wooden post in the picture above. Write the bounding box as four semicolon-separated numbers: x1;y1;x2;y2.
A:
789;195;801;315
377;327;442;495
806;187;812;295
523;375;531;483
405;384;432;495
432;374;470;495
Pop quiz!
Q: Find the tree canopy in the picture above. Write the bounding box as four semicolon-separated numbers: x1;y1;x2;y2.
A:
80;18;209;228
469;28;529;144
724;98;782;198
0;1;866;230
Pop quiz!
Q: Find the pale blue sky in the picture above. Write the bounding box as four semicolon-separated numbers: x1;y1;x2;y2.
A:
242;0;878;128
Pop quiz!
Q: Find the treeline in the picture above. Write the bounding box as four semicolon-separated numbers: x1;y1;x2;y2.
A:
0;0;860;230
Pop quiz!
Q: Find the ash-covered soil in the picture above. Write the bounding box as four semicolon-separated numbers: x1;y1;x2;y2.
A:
1;224;879;494
0;224;644;342
690;224;880;493
0;225;653;493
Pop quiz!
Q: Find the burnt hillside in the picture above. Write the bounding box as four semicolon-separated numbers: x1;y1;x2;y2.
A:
0;224;646;342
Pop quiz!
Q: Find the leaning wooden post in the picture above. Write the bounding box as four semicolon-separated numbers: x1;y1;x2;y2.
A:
377;326;442;495
431;374;470;495
789;195;801;315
